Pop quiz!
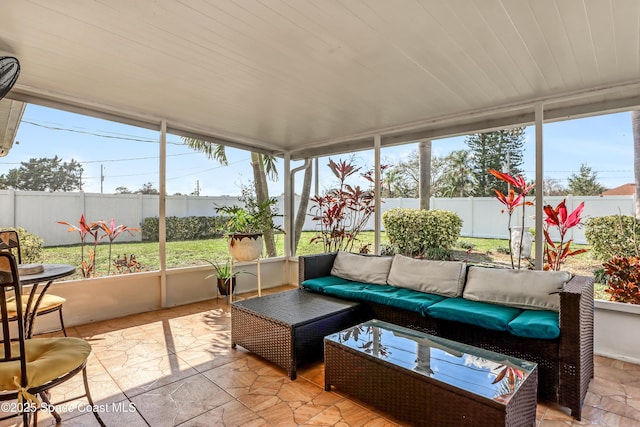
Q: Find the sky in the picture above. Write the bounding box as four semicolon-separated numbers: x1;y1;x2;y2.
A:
0;104;635;197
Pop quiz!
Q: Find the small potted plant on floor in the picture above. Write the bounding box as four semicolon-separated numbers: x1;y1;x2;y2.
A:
204;258;252;296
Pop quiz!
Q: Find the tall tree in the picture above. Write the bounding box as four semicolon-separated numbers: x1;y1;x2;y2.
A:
542;178;568;196
137;182;159;194
419;140;432;209
633;111;640;218
567;163;606;196
0;156;83;191
466;128;526;197
181;138;302;257
439;150;474;197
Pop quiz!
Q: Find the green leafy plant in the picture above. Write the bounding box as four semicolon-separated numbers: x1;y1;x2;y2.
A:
216;186;282;235
602;255;640;304
585;215;640;260
141;216;228;241
382;208;462;257
0;227;43;263
203;258;254;295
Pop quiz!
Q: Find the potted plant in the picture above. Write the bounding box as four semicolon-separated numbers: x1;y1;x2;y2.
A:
216;196;282;262
204;258;252;296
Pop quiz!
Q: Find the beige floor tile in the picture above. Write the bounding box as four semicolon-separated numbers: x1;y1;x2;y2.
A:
5;294;636;426
109;353;199;397
180;400;268;427
131;374;233;426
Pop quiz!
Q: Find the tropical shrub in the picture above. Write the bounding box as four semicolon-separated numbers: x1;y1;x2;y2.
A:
141;216;228;241
383;208;462;257
602;255;640;304
1;227;43;263
585;215;640;260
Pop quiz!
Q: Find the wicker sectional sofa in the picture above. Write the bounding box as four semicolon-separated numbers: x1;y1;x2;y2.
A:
298;251;594;420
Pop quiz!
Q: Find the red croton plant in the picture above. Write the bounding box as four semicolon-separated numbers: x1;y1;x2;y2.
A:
489;169;587;270
488;169;534;269
542;199;588;271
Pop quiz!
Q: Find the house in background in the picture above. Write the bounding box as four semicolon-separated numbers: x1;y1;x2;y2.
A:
601;183;636;196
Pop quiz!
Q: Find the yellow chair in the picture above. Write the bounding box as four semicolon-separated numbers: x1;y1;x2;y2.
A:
0;252;104;426
0;230;68;337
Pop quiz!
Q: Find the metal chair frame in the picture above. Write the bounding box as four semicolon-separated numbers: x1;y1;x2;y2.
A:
0;230;68;337
0;252;104;426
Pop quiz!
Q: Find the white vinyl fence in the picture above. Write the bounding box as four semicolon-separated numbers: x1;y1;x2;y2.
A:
0;189;635;246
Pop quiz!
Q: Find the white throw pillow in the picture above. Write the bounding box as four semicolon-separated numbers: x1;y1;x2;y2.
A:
387;254;467;297
462;266;572;311
330;251;392;285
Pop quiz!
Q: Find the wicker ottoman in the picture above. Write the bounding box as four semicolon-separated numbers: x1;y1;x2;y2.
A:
231;289;361;379
325;320;538;427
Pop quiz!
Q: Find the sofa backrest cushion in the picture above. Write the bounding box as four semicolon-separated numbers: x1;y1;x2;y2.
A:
330;251;392;285
387;254;467;297
463;266;571;311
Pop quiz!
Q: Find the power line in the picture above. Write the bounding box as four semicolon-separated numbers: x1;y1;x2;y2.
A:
22;119;186;145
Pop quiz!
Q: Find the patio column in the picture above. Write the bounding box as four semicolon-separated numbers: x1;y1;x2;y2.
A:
284;152;292;258
159;120;167;306
534;103;544;270
374;135;381;255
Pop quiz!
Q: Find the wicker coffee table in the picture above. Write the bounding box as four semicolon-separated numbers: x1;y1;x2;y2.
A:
231;289;361;379
325;320;538;427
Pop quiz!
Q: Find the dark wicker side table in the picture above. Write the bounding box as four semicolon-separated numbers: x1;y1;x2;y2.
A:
325;320;538;427
231;289;361;379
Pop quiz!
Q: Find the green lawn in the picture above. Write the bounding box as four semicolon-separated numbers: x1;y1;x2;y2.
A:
41;231;610;300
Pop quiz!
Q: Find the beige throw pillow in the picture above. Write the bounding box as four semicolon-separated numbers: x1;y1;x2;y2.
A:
462;266;572;311
330;251;392;285
387;254;467;297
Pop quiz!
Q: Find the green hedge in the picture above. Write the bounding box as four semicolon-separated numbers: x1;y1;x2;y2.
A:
1;227;44;263
584;215;640;260
382;208;463;257
141;216;229;241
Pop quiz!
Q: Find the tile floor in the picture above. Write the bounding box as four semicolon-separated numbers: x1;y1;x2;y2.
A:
2;286;639;426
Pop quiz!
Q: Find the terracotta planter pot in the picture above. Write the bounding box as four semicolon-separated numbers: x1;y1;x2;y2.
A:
228;233;263;261
216;277;236;295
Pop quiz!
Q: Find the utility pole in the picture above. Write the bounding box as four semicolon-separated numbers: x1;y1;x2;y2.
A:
194;179;200;196
100;164;104;193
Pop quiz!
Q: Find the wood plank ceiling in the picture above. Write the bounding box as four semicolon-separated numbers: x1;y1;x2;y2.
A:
0;0;639;159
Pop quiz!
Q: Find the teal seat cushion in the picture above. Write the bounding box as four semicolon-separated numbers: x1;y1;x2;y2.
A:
427;298;522;331
301;275;352;293
321;282;371;300
508;310;560;339
322;283;445;315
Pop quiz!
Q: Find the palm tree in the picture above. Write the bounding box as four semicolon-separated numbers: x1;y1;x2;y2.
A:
440;150;474;197
633;111;640;218
182;138;279;257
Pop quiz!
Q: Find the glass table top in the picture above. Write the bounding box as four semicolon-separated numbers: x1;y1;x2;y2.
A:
325;319;537;404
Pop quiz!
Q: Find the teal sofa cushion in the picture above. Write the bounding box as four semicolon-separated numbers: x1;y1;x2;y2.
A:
322;283;445;315
508;310;560;339
301;275;352;293
427;298;522;331
320;282;370;300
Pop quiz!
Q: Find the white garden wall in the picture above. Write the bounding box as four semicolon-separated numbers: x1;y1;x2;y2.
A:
0;190;635;246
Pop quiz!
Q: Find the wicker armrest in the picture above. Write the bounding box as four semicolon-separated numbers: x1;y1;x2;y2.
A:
558;274;594;420
559;275;594;337
298;252;338;283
